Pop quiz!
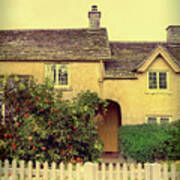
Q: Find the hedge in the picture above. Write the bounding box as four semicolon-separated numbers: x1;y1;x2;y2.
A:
118;121;180;163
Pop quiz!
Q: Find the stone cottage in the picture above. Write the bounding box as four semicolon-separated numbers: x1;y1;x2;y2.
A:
0;5;180;152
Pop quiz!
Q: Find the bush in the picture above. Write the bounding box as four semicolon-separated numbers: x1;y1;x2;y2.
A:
167;120;180;160
118;123;176;163
0;76;107;164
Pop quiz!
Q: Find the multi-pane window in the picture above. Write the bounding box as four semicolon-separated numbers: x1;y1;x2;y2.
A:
149;72;157;89
160;117;169;124
45;64;68;87
147;116;157;124
147;116;170;124
148;72;168;90
159;72;167;89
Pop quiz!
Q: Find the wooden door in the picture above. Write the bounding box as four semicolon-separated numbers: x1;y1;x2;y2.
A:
97;102;119;152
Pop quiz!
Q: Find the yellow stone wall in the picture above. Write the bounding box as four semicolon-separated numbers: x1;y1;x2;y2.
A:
0;62;44;83
0;56;180;125
103;56;180;125
0;61;101;99
58;62;101;99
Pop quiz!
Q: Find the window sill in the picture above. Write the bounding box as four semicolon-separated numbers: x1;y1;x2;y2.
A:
54;86;73;91
145;90;172;95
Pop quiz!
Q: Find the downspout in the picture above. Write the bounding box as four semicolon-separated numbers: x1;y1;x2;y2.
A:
98;60;105;98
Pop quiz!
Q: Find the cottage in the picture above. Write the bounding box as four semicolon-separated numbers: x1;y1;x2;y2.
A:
0;5;180;153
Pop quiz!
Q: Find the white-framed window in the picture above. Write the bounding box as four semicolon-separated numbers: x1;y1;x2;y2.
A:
147;116;171;124
45;64;69;87
148;71;168;90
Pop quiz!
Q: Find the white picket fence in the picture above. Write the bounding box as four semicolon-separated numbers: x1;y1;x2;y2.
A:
0;159;180;180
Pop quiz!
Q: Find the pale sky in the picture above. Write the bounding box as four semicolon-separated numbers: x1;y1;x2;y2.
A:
0;0;180;41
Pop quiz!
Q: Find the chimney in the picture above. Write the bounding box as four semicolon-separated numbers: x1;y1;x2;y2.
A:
167;26;180;44
88;5;101;29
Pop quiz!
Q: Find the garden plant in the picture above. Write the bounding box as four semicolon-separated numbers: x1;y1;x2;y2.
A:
0;75;108;164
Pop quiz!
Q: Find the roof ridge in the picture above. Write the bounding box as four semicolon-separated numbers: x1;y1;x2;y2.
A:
0;28;106;32
109;41;166;44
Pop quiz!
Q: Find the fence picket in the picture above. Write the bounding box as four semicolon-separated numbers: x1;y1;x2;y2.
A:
151;163;161;180
4;159;9;180
43;162;48;180
116;163;121;180
76;163;80;180
130;163;135;180
137;163;142;180
12;159;17;180
35;161;40;180
20;160;25;180
84;162;95;180
51;162;56;180
101;163;106;180
94;163;98;180
145;163;150;180
68;163;73;180
122;163;128;180
163;163;168;180
59;163;64;180
171;163;176;180
109;163;113;180
28;161;33;180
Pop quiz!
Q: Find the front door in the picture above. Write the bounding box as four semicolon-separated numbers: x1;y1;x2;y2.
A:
97;102;120;152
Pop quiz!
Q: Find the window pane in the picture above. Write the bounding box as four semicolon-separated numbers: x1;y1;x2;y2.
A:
159;72;167;89
160;117;169;124
149;72;157;89
148;117;157;124
58;65;68;85
51;65;56;84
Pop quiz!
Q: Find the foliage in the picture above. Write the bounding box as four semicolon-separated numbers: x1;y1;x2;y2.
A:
0;76;107;164
118;123;178;163
167;120;180;160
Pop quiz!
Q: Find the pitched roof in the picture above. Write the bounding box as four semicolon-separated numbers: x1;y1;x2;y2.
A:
105;42;180;77
0;28;111;61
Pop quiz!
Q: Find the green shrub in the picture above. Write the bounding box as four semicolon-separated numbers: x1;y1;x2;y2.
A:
118;123;175;163
0;76;107;164
167;120;180;160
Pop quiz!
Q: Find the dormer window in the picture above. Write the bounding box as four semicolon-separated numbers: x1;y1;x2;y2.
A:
148;71;168;90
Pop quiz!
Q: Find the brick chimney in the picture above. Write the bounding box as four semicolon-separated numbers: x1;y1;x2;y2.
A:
167;26;180;44
88;5;101;29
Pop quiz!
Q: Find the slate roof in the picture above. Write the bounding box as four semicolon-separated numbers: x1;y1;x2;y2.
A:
0;28;111;61
105;42;180;77
1;28;180;78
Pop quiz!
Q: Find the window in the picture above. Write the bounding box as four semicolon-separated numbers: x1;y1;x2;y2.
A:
147;116;171;124
45;64;69;87
0;78;5;123
147;116;157;124
148;72;168;90
0;75;30;123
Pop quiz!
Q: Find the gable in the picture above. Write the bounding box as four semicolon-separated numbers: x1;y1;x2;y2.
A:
137;45;180;73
